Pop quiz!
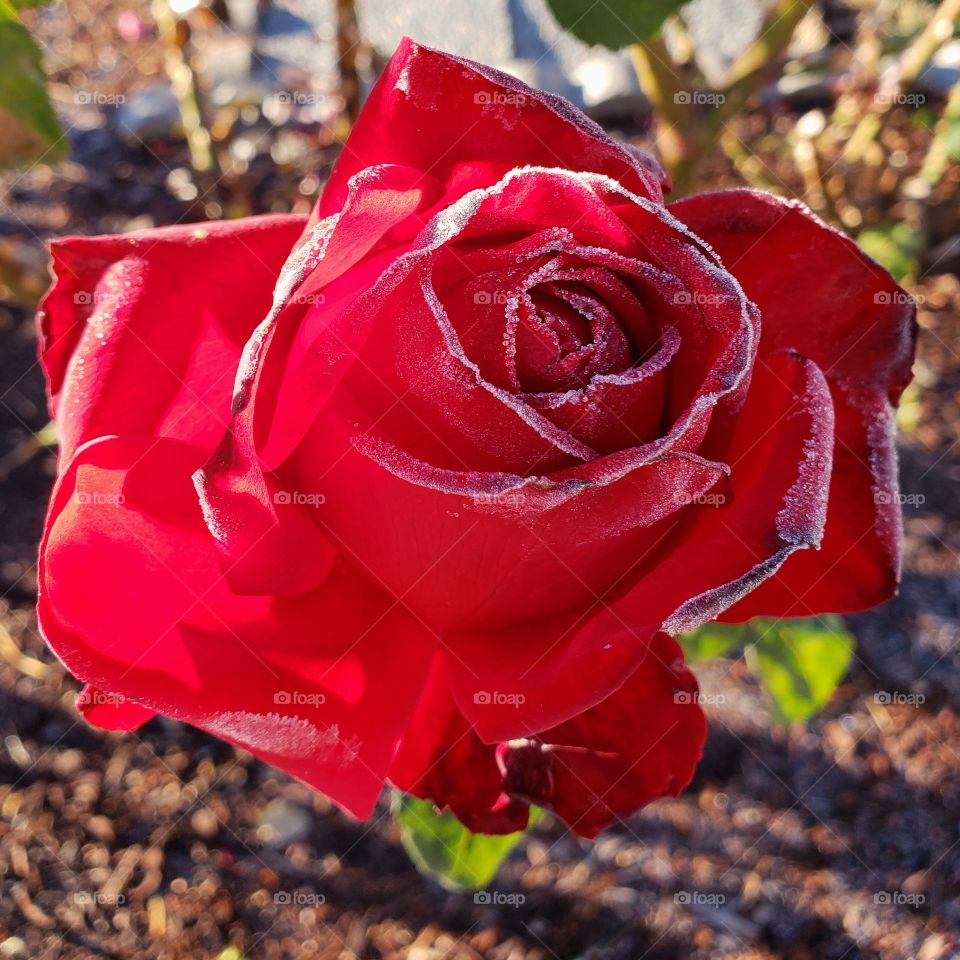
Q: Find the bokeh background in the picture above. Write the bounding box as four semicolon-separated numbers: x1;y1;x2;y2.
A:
1;0;959;957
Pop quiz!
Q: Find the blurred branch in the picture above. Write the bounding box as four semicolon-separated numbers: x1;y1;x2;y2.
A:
719;0;813;89
0;619;48;680
843;0;960;164
917;79;960;187
335;0;362;124
151;0;219;180
628;34;690;180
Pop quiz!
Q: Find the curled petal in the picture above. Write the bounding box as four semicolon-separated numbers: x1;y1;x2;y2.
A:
672;189;916;615
445;350;834;741
37;215;306;462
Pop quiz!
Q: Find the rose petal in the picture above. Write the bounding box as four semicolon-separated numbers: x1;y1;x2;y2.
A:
311;38;668;229
391;634;705;839
37;215;306;462
76;685;156;731
196;166;428;595
444;350;834;741
671;189;916;614
40;436;434;819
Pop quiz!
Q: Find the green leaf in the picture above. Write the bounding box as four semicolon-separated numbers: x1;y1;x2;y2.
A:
544;0;685;49
679;622;746;663
0;0;67;169
392;793;538;892
745;616;854;724
856;222;923;282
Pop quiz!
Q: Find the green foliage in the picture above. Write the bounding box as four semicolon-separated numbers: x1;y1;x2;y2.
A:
857;222;923;282
0;0;66;169
393;793;538;891
745;616;854;724
679;621;746;663
681;616;855;724
544;0;685;49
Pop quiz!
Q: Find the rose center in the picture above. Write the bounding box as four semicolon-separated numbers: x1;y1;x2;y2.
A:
510;279;637;393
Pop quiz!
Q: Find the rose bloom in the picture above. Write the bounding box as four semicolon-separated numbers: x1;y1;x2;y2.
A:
37;40;915;838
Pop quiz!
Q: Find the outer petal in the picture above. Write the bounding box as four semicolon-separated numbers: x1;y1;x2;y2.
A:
195;166;429;596
37;214;307;462
670;189;917;616
389;654;531;835
500;633;706;838
76;685;156;731
312;38;668;227
39;436;434;819
445;351;834;741
391;634;705;839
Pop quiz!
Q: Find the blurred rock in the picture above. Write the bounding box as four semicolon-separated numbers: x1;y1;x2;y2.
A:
680;0;768;86
257;799;312;846
917;40;960;99
114;83;182;145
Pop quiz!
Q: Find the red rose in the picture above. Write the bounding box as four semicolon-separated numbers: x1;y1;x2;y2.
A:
37;39;915;838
